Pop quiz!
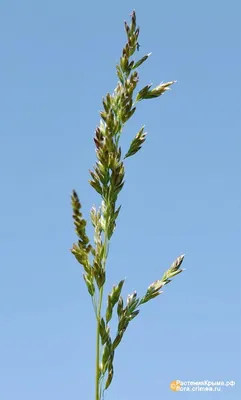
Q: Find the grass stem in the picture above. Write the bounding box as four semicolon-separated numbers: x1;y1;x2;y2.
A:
95;225;109;400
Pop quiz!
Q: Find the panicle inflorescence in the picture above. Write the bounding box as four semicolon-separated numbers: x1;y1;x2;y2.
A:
71;10;184;400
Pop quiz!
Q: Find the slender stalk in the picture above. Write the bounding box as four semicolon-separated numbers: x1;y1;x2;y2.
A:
95;225;109;400
95;287;103;400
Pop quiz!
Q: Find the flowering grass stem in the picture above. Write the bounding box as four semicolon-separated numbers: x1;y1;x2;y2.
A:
71;10;184;400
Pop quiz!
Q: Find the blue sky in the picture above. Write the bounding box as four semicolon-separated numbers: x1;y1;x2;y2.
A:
0;1;240;399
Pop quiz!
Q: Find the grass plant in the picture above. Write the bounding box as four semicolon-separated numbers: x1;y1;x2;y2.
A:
71;10;184;400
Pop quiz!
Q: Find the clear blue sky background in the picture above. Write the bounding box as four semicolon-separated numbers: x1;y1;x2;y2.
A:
0;1;240;399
